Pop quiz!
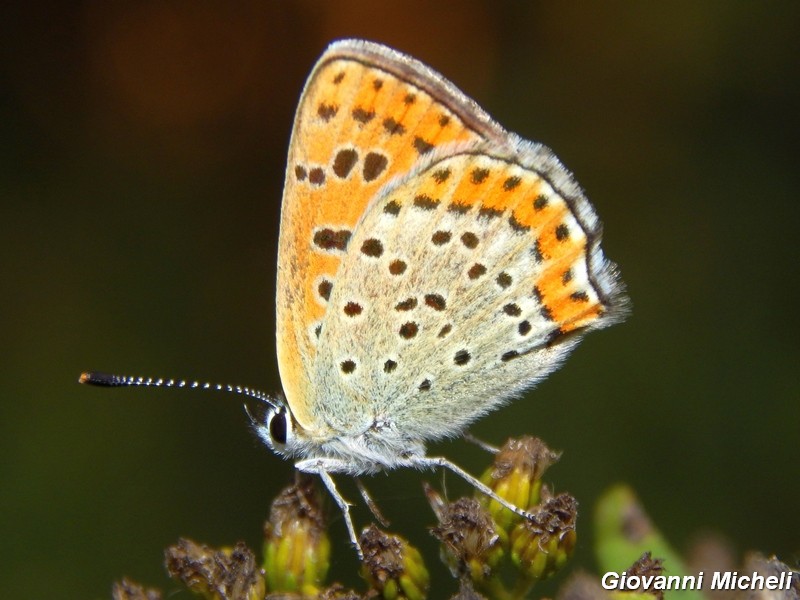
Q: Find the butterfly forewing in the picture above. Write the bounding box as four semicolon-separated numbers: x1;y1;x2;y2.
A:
277;41;502;430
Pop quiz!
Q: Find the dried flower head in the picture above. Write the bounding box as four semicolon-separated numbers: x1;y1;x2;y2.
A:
510;493;578;581
112;578;162;600
165;538;264;600
359;524;429;600
430;495;504;585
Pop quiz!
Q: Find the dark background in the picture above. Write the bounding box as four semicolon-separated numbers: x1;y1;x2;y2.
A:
2;2;798;598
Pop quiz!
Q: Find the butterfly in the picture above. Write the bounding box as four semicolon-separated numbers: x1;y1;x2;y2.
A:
82;39;627;557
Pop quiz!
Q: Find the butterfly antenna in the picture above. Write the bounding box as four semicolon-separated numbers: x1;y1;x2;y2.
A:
78;371;280;409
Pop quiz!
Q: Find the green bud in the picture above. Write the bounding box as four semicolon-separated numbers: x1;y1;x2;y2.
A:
263;475;330;595
510;492;577;581
360;524;430;600
478;437;560;533
610;593;659;600
429;495;504;588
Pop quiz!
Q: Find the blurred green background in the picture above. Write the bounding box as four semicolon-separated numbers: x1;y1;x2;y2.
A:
2;2;798;598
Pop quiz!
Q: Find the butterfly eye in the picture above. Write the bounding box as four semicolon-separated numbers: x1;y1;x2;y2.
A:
268;408;289;446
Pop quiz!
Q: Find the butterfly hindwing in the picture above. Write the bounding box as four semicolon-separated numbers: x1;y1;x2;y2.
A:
311;142;624;439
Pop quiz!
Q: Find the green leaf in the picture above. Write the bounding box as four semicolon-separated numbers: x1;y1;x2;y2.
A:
594;485;706;600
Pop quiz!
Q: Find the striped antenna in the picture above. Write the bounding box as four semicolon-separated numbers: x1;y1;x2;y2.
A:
78;371;280;408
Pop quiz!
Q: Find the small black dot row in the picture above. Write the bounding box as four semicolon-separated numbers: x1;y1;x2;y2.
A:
296;149;388;186
393;294;446;313
466;265;513;291
313;228;351;252
339;346;526;376
340;345;470;379
502;301;534;337
430;230;479;248
330;72;451;130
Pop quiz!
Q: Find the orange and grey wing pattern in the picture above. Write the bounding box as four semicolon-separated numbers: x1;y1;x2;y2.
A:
309;144;626;438
275;40;501;429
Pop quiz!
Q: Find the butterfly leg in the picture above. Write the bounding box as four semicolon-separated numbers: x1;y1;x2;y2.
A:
413;456;534;521
462;431;500;454
356;478;390;527
295;459;363;559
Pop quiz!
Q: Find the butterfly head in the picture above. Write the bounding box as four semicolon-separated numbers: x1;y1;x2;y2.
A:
249;399;302;458
77;370;312;459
